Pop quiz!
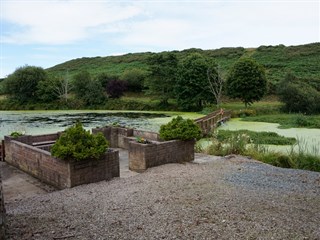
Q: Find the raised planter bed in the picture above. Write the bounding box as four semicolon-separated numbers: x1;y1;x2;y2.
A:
4;135;119;189
129;139;195;173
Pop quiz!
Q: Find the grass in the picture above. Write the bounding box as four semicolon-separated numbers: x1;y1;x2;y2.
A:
216;129;296;145
203;132;320;172
202;96;284;116
241;114;320;129
47;43;320;92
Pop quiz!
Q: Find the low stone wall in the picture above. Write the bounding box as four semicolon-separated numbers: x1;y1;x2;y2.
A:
69;150;119;187
4;136;119;189
93;127;160;149
129;140;195;173
6;133;60;146
133;129;160;141
0;173;5;240
31;133;60;144
93;127;134;149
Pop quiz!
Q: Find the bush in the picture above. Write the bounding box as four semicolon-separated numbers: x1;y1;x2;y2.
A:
106;80;127;98
10;131;24;138
159;116;202;141
51;122;109;161
278;74;320;114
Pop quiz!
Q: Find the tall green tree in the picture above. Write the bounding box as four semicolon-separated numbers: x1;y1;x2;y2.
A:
145;52;178;106
226;58;267;107
176;53;215;111
95;72;119;87
73;71;105;105
37;72;72;103
73;71;91;99
4;65;47;102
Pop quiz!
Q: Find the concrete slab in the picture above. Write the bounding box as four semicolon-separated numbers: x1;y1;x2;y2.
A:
117;148;140;178
0;162;55;203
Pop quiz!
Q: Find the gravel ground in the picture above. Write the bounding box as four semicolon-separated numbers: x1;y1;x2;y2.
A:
5;155;320;240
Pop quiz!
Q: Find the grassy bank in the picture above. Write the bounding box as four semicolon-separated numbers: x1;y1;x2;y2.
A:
215;129;296;145
200;131;320;172
241;114;320;129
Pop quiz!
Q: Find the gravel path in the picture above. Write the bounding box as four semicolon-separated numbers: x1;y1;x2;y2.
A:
5;155;320;240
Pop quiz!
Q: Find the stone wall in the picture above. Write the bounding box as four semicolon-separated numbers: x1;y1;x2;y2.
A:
93;127;160;149
6;133;60;146
93;127;134;149
4;136;119;189
129;140;195;173
0;173;5;240
133;129;160;141
69;150;119;187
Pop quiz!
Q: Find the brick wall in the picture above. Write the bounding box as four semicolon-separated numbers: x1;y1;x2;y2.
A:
69;150;119;187
0;172;5;240
129;140;195;173
4;136;119;189
31;133;60;144
133;129;160;141
93;127;160;149
93;127;134;149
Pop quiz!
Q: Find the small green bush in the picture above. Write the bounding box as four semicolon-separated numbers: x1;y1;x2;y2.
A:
295;153;320;172
51;122;109;161
10;131;24;138
159;116;202;141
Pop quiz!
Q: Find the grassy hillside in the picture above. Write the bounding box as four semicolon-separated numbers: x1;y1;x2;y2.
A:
47;43;320;88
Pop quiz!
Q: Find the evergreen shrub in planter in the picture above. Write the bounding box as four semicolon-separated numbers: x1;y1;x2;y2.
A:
51;122;109;161
159;116;202;141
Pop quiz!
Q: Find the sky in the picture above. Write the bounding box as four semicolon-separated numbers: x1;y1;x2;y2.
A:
1;0;319;78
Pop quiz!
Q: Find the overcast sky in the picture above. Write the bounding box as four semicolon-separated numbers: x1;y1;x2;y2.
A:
1;0;319;78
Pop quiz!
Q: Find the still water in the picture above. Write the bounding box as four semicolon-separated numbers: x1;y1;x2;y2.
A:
218;118;320;155
0;110;203;140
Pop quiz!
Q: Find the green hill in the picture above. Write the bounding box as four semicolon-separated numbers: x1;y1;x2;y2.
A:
47;43;320;91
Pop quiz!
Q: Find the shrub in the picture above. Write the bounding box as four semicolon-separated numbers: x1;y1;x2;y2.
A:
10;131;24;138
159;116;202;141
51;122;109;161
106;80;127;98
278;74;320;114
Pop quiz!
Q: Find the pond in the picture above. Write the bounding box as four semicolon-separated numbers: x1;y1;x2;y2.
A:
0;110;204;140
217;118;320;155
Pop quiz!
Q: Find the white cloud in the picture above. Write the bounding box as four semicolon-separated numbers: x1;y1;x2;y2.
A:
119;18;191;49
1;1;142;44
1;0;319;78
2;1;318;47
127;1;318;49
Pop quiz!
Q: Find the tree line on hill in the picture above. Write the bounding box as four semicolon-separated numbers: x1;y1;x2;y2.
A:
1;45;320;114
